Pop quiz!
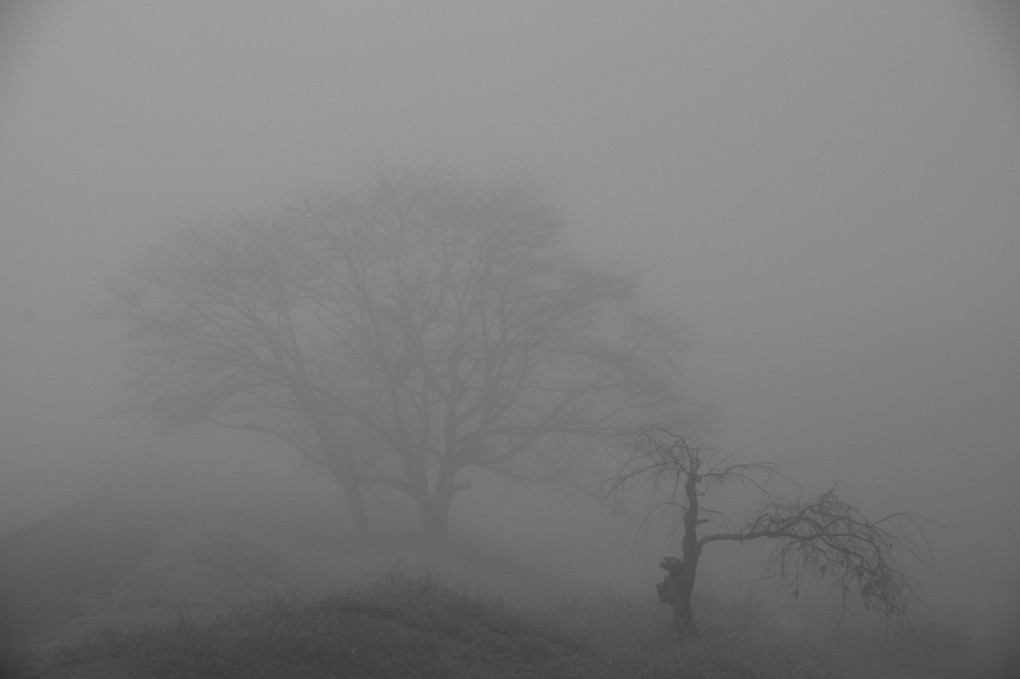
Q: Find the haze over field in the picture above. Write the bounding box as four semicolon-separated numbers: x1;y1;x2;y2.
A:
1;1;1019;671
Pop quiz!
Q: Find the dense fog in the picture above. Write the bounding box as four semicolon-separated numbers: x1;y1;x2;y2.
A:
2;2;1019;675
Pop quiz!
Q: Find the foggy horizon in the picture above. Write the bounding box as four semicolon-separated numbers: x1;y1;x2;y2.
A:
2;2;1019;675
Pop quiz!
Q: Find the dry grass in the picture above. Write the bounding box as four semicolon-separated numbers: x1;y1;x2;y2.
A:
33;570;984;679
38;573;637;678
3;498;996;679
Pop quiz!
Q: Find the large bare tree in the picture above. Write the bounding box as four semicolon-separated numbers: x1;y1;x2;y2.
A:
606;425;934;637
298;168;687;537
98;167;688;538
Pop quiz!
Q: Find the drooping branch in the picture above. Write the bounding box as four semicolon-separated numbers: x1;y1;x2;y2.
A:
699;485;933;625
605;424;934;634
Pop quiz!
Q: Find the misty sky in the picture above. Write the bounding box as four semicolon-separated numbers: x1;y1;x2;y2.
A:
2;1;1019;619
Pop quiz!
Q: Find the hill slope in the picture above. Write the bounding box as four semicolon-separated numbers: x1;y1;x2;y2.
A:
36;573;657;679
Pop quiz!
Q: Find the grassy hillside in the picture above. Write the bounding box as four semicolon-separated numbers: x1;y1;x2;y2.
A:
0;473;1005;678
22;569;995;679
27;572;817;679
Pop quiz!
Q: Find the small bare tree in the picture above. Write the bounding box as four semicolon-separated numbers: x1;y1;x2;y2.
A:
606;424;933;637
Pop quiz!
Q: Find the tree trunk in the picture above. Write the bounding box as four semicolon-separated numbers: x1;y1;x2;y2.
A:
336;472;371;540
673;552;700;636
419;500;450;540
659;551;701;637
306;407;371;540
675;455;704;636
656;453;704;637
417;463;458;541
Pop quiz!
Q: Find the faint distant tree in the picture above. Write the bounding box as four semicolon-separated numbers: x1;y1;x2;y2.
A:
94;214;374;538
97;167;689;540
297;168;688;537
606;425;934;638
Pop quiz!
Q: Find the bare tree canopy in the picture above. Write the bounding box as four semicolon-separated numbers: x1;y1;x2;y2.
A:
295;168;688;536
95;167;689;538
93;213;374;536
606;424;934;637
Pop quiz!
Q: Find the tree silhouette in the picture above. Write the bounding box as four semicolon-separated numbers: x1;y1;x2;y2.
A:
95;215;375;536
606;424;934;637
298;168;687;537
97;167;689;538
